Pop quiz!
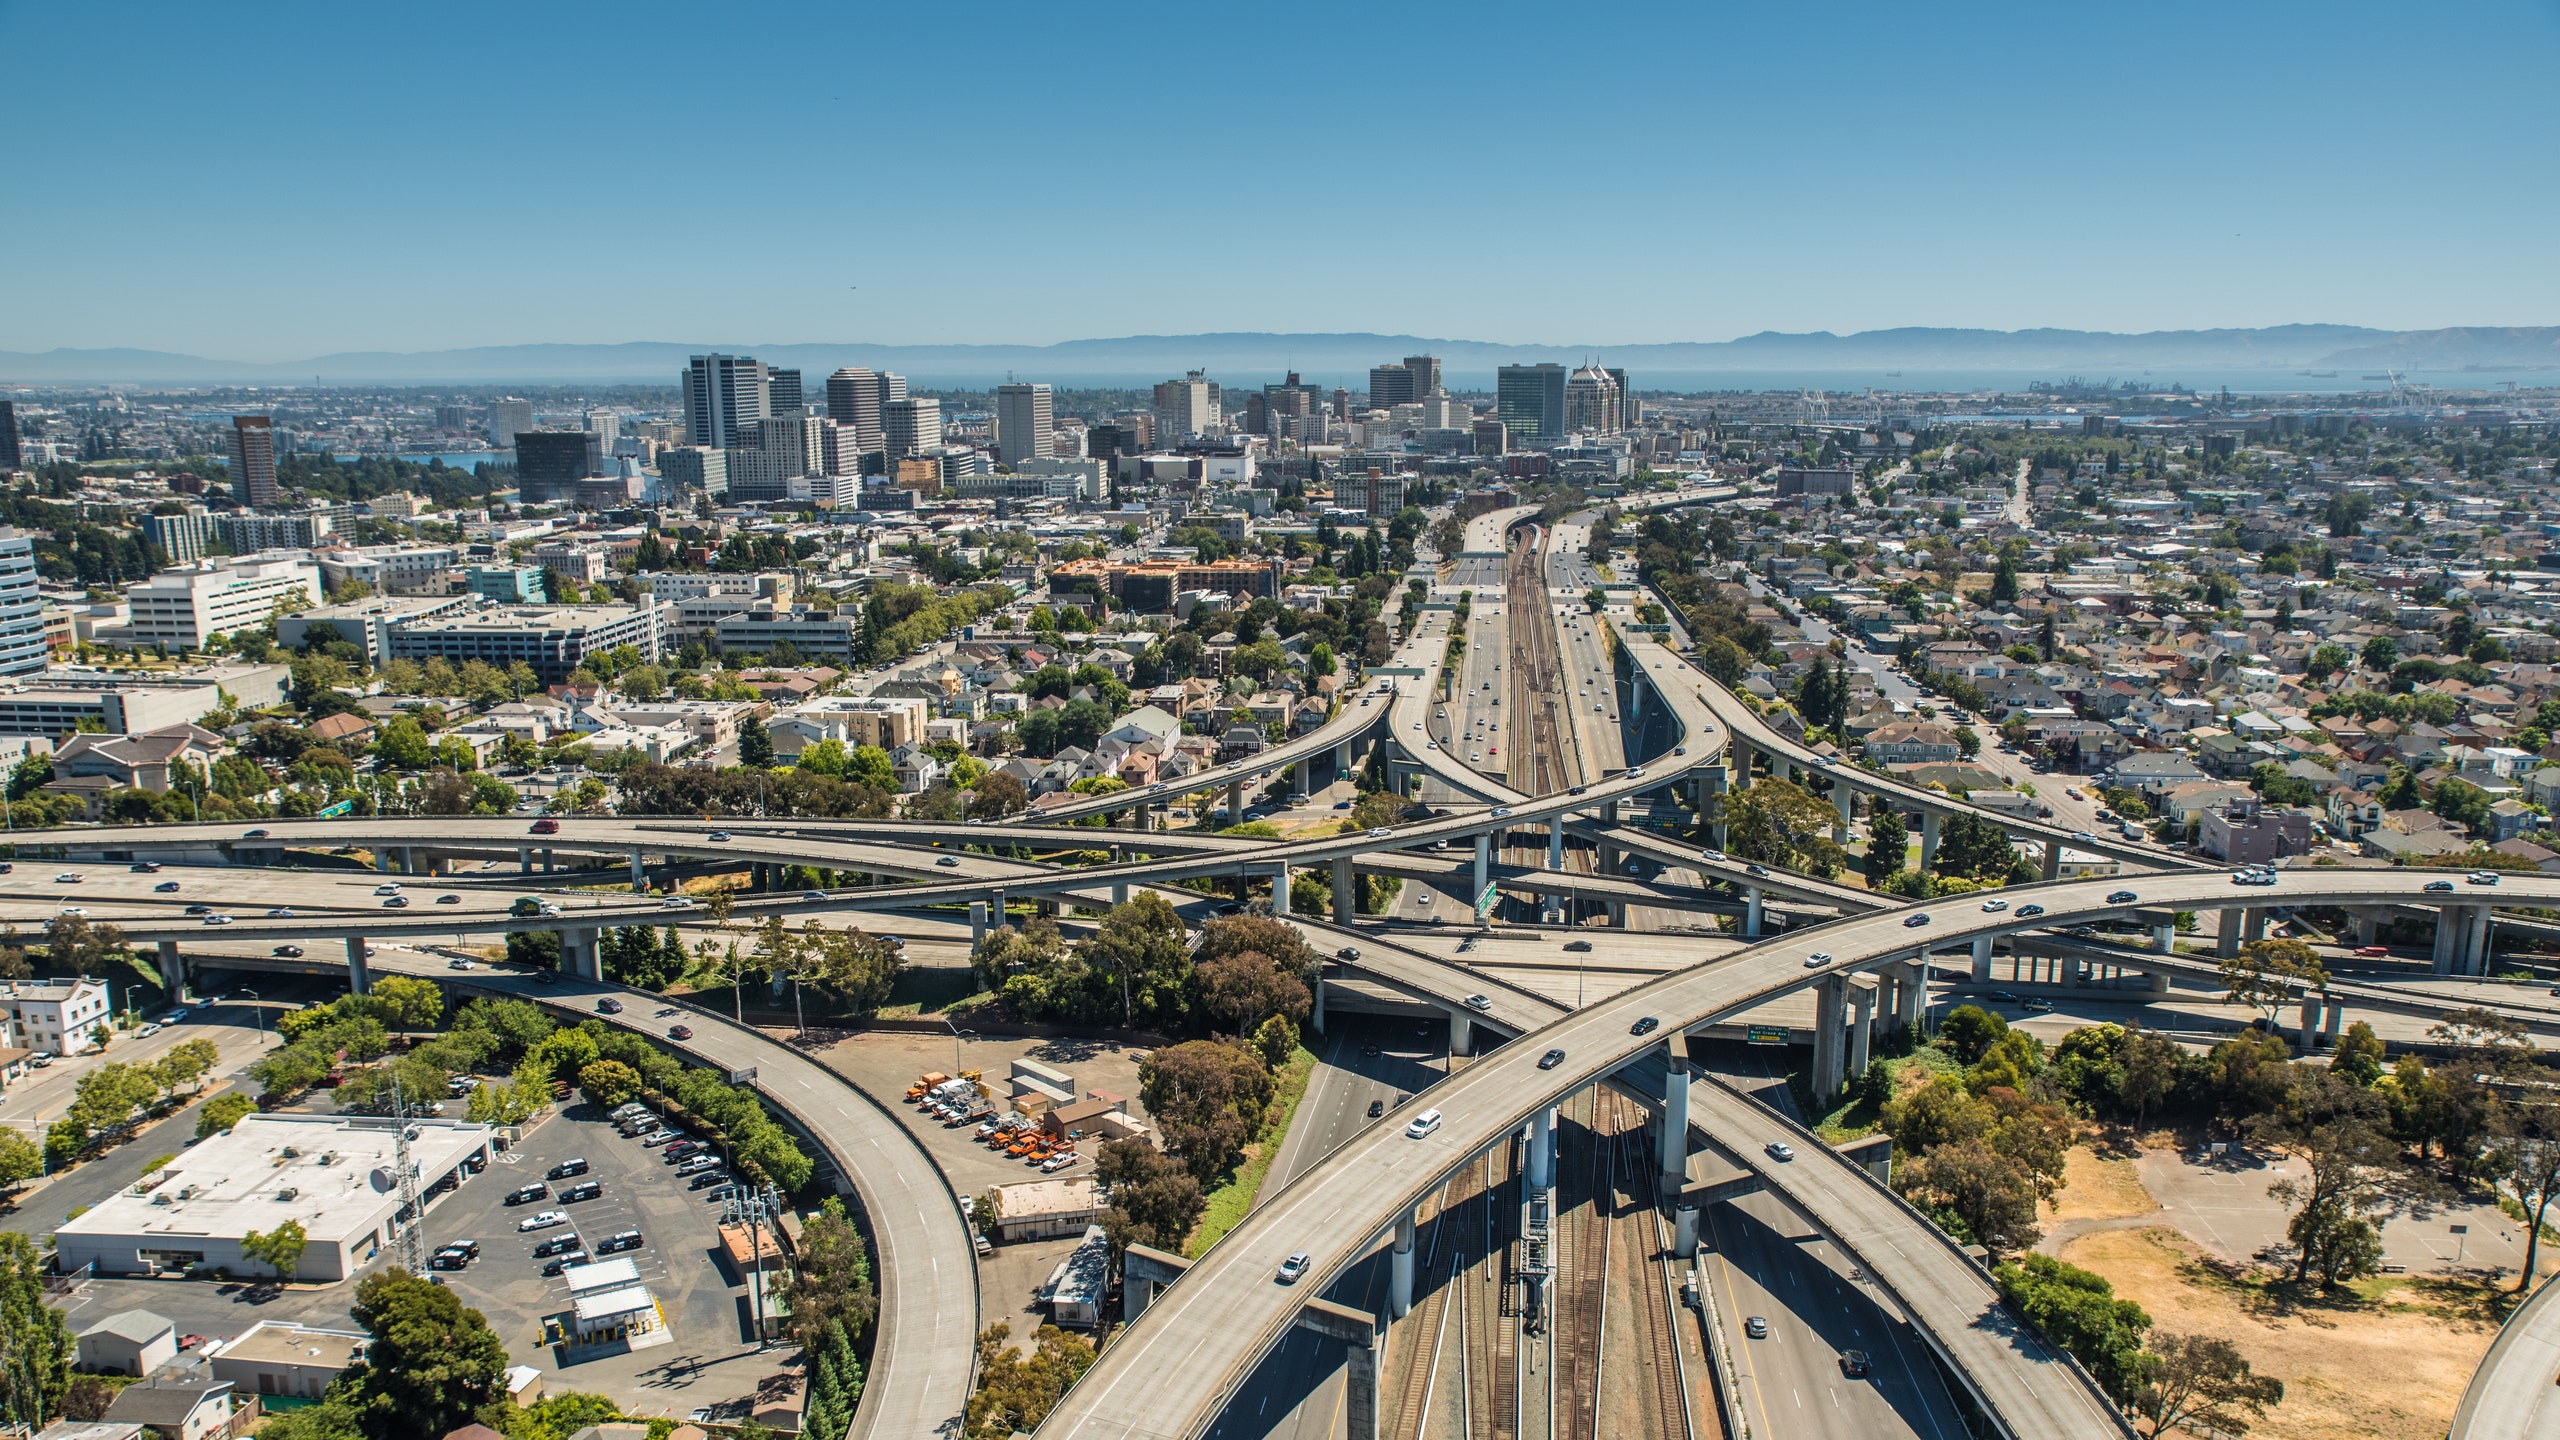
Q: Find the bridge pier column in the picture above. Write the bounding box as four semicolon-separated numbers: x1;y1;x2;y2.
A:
1446;1006;1472;1057
376;849;394;873
345;936;370;995
1390;1210;1416;1319
1849;981;1876;1085
2324;997;2345;1046
2155;922;2176;954
1527;1107;1555;1190
518;847;532;875
1832;782;1853;843
1474;834;1490;904
1335;739;1351;777
1745;886;1763;939
1333;858;1354;922
2243;908;2267;943
1294;758;1309;794
1272;866;1291;916
2357;911;2380;946
629;849;645;892
1343;1322;1378;1440
1227;779;1243;825
1548;818;1564;871
2298;994;2322;1051
1920;812;1941;871
2042;841;2062;882
1660;1047;1691;1189
1771;756;1792;785
1311;974;1326;1035
1971;935;1992;981
542;848;555;873
573;928;606;981
1811;975;1847;1109
1700;764;1728;848
970;901;988;947
2218;908;2243;958
2468;906;2493;976
155;940;184;998
1112;882;1128;906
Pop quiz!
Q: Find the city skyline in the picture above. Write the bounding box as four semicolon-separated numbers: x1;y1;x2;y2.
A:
6;0;2560;358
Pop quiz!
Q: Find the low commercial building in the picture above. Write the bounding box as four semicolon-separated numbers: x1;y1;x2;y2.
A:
51;724;226;792
278;595;474;664
107;556;322;653
2201;797;2317;864
560;1256;669;1350
77;1309;176;1377
463;566;547;604
387;602;671;683
205;1321;366;1401
1;977;113;1056
1050;557;1281;612
52;1113;494;1282
314;545;460;597
768;694;927;756
983;1177;1103;1242
713;605;862;664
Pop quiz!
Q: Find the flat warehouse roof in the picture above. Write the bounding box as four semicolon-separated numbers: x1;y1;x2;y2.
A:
55;1114;493;1249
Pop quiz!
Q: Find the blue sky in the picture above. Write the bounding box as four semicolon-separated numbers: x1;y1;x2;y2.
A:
5;0;2558;359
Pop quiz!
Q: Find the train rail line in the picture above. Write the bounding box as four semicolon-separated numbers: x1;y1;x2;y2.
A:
1508;524;1580;799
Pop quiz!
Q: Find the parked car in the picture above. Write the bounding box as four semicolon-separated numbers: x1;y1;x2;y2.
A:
596;1230;644;1255
517;1209;569;1232
548;1159;590;1179
532;1234;583;1257
560;1181;603;1202
505;1184;548;1205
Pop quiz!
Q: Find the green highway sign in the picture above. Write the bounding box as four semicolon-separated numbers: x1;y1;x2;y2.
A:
1745;1025;1790;1045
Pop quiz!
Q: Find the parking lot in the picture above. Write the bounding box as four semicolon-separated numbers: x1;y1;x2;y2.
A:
413;1101;791;1412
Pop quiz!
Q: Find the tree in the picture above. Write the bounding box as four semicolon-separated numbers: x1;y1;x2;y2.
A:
2134;1333;2284;1438
1901;1136;2042;1252
369;975;444;1035
970;770;1028;820
963;1321;1094;1440
1695;633;1750;687
1721;778;1848;877
195;1092;258;1139
339;1268;512;1440
0;1232;72;1428
0;1128;37;1191
780;1197;879;1348
2331;1019;2386;1084
1095;1138;1207;1255
2493;1104;2560;1293
1865;805;1908;879
2220;938;2327;1028
577;1060;643;1109
2118;1029;2182;1130
41;911;127;976
242;1219;310;1282
1079;893;1193;1029
738;714;774;768
1139;1039;1273;1182
1930;812;2018;881
376;717;433;771
1954;723;1981;759
61;1376;118;1421
1939;1005;2010;1065
2361;635;2398;673
2306;643;2349;681
2254;1068;2404;1287
1993;1253;2154;1407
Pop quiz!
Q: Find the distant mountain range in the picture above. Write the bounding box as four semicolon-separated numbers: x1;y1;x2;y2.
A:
6;325;2559;387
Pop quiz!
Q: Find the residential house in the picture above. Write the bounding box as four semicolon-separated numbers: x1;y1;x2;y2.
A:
105;1380;234;1440
2199;798;2316;864
51;725;226;793
1866;723;1961;765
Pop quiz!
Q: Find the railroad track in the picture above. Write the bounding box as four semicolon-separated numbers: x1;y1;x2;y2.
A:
1609;1097;1695;1440
1462;1144;1523;1440
1388;1170;1476;1440
1506;525;1580;799
1554;1092;1614;1439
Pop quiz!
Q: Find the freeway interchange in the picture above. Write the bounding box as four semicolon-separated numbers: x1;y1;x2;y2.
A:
30;509;2560;1440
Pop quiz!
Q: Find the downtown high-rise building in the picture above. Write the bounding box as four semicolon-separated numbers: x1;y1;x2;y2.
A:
1496;363;1568;442
486;398;534;449
995;382;1053;465
227;415;282;508
1368;354;1442;409
682;353;771;449
0;401;21;472
825;367;905;456
0;528;46;675
883;397;942;462
1151;370;1220;444
766;368;805;416
1564;363;1624;434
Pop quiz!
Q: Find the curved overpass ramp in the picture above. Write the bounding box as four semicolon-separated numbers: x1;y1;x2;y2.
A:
2450;1271;2560;1440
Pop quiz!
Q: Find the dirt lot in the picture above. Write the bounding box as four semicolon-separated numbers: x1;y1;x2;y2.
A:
2062;1225;2510;1440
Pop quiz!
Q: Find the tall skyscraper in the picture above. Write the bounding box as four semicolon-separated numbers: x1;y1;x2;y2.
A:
584;410;620;452
515;431;603;501
682;354;770;448
1368;363;1417;410
1607;367;1634;427
0;401;22;472
766;368;805;417
1496;364;1568;442
1152;371;1220;443
819;419;867;478
1565;364;1624;434
227;415;281;508
1402;355;1443;397
486;398;534;449
825;368;904;454
883;397;942;461
0;529;46;675
995;383;1054;465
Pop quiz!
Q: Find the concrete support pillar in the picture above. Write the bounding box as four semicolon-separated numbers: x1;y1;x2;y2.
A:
970;900;989;946
2324;997;2346;1046
1920;812;1941;871
518;847;532;875
1701;762;1729;848
1447;1006;1472;1057
400;846;415;874
1745;886;1764;939
1343;1324;1378;1440
2042;841;2063;883
1660;1048;1691;1188
1272;866;1291;916
1604;899;1626;928
1971;935;1992;982
1548;817;1565;871
2155;923;2175;954
2218;909;2243;959
1389;1210;1416;1319
1335;740;1351;777
1227;779;1243;825
1832;782;1853;843
629;849;645;892
2243;908;2267;942
345;936;369;995
1311;974;1326;1035
1527;1108;1555;1190
376;849;394;873
1849;982;1876;1084
1473;833;1490;903
1333;857;1354;923
1812;975;1848;1109
2468;906;2493;977
2356;912;2380;947
1295;758;1310;794
1771;756;1792;785
570;928;605;981
155;940;184;998
1112;883;1129;906
990;890;1006;931
542;848;555;873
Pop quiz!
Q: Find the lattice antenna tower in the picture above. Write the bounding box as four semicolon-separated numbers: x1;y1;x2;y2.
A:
388;1088;429;1275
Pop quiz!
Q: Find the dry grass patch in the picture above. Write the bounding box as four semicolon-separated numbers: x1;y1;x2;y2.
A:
2045;1144;2156;1227
2061;1225;2506;1440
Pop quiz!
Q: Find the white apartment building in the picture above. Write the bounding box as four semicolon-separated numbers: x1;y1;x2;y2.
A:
315;545;458;597
109;556;323;653
531;541;610;585
769;694;928;755
0;528;47;675
1;977;113;1055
